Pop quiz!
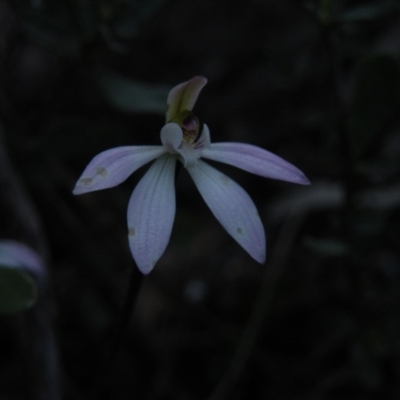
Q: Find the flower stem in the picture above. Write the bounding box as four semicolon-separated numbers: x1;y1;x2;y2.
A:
90;265;143;400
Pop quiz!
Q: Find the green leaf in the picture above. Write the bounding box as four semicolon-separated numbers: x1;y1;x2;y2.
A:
348;54;400;157
111;0;167;39
0;265;37;314
303;236;348;256
341;3;398;22
97;70;170;114
13;0;167;53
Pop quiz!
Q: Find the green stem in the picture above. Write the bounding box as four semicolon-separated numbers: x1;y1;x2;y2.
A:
91;265;143;400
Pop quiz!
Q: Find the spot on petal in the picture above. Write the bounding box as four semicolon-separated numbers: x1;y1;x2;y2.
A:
128;227;136;237
80;177;93;185
96;167;108;177
237;227;243;235
220;175;230;185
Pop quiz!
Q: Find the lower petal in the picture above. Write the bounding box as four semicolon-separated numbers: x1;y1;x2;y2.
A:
187;160;266;263
127;155;177;274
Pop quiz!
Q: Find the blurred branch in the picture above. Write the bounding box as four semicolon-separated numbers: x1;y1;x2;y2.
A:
303;0;357;237
207;210;307;400
0;132;48;260
0;126;60;400
268;181;400;223
324;27;356;241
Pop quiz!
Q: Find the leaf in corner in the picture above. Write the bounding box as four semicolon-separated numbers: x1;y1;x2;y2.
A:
0;265;37;314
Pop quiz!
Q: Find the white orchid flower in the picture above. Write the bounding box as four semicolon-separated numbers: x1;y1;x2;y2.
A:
73;76;309;274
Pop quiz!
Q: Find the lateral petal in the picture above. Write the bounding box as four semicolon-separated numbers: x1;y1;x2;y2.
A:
202;143;310;185
188;160;266;263
73;146;165;195
127;154;176;274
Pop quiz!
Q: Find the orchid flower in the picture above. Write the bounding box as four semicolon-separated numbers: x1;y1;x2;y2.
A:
73;76;309;274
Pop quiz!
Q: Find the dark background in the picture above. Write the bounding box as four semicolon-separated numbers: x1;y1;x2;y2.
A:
1;0;400;399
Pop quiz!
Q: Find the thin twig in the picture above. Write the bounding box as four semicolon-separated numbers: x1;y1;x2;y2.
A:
323;26;356;242
208;210;307;400
304;1;357;242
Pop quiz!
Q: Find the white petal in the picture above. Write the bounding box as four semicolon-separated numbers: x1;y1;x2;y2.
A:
127;155;177;274
202;142;310;185
73;146;166;195
187;160;266;263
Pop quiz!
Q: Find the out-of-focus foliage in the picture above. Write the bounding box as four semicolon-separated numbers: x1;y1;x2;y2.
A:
0;265;37;314
13;0;167;53
349;54;400;157
341;2;398;22
98;69;169;113
0;241;40;314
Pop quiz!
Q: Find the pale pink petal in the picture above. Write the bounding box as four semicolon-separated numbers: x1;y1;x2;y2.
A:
127;155;176;274
166;76;207;122
202;143;310;185
0;240;45;277
187;160;266;263
73;146;165;195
